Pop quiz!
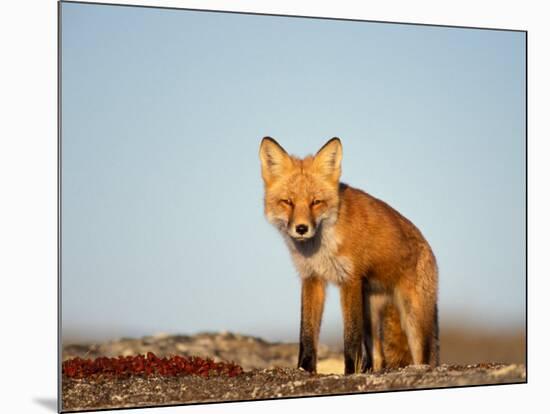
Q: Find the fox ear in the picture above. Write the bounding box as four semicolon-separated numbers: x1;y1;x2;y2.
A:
313;137;342;183
259;137;292;185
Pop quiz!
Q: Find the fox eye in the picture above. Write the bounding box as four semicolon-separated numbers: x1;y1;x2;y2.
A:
311;199;323;206
280;199;293;206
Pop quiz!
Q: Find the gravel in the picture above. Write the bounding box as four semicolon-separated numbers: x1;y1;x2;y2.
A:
61;333;526;412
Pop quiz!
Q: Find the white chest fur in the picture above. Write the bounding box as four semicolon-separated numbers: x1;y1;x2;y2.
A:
285;225;353;285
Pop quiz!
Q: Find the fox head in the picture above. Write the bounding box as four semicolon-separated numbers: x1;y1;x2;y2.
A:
259;137;342;242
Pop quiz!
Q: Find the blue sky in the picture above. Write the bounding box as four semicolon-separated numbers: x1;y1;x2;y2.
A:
61;3;525;343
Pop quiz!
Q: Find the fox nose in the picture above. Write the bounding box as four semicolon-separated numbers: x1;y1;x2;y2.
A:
296;224;309;235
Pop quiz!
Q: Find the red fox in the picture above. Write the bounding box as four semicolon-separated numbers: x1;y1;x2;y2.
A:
259;137;439;374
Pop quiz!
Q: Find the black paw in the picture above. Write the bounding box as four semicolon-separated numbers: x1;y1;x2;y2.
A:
361;356;373;373
344;354;362;375
298;354;316;373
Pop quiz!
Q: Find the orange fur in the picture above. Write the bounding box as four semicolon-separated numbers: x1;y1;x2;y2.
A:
259;137;439;374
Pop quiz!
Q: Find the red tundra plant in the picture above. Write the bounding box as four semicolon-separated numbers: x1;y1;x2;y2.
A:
63;352;243;379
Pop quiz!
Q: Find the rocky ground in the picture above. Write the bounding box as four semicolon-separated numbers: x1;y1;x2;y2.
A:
62;332;526;412
62;331;336;372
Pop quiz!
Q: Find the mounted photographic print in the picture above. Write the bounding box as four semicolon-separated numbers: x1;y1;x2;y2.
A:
59;1;527;412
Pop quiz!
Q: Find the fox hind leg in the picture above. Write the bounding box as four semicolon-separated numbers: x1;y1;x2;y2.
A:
381;302;413;368
364;293;388;371
430;304;440;366
394;285;436;366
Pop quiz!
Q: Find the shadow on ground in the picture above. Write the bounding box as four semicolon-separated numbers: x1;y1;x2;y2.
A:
33;397;57;412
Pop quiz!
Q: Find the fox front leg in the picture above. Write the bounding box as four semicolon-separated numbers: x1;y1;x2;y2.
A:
340;278;364;374
298;276;326;373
